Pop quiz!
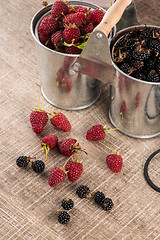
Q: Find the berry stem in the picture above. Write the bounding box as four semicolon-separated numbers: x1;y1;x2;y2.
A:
104;140;116;154
61;154;75;170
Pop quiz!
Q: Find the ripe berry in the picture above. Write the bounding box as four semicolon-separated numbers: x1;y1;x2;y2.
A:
90;9;104;25
41;135;58;160
67;162;83;182
61;198;74;210
51;111;71;132
63;12;85;27
93;191;105;205
48;167;66;187
51;0;69;18
76;185;91;198
51;30;63;47
65;45;81;54
86;124;106;141
58;211;70;224
101;198;114;211
16;156;30;168
32;160;45;173
39;15;59;36
58;138;80;156
30;110;48;134
63;27;80;44
106;152;123;173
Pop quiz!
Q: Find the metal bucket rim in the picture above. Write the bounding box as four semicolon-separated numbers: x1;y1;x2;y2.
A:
30;1;107;58
111;24;160;86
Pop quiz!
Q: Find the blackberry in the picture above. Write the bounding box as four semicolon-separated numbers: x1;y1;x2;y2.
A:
115;35;127;49
149;40;160;52
132;60;144;69
58;211;70;224
32;160;45;173
120;63;131;74
139;27;152;40
146;59;156;70
16;156;29;167
93;191;105;205
61;198;74;210
133;71;147;81
147;70;159;82
132;46;150;61
156;63;160;75
101;198;114;211
76;185;91;198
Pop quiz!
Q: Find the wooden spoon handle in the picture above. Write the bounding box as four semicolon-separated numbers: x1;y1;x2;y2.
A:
95;0;132;36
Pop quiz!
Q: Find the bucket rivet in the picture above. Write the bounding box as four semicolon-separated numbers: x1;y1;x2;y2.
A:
96;32;103;39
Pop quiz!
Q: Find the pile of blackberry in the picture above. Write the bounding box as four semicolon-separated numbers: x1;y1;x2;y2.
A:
113;26;160;82
16;156;45;173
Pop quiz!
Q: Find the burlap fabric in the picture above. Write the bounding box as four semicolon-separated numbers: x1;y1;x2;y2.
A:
0;0;159;239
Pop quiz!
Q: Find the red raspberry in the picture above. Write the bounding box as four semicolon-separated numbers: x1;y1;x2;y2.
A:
63;27;80;44
58;138;80;156
90;9;104;25
39;15;59;36
67;162;83;182
76;6;92;24
65;45;81;54
51;0;69;18
39;33;50;45
51;30;63;47
41;135;58;160
48;167;66;187
80;22;94;35
63;12;85;27
106;153;123;173
86;124;106;141
30;110;48;134
51;112;71;132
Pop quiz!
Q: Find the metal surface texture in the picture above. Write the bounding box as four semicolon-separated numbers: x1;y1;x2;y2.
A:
31;1;107;110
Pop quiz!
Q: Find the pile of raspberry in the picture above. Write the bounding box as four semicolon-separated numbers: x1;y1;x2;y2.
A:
112;26;160;82
38;0;104;54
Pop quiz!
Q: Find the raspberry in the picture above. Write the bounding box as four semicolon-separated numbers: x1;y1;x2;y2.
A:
51;0;69;18
76;185;91;198
39;33;50;45
65;45;81;54
86;124;106;141
58;211;70;224
67;162;83;182
30;110;48;134
41;135;58;160
63;27;80;44
63;12;85;27
93;191;105;205
48;167;66;187
32;160;45;173
58;138;80;156
39;15;59;36
51;111;71;132
90;9;104;25
16;156;29;167
101;198;114;211
80;22;94;35
51;30;63;47
61;198;74;210
106;153;123;173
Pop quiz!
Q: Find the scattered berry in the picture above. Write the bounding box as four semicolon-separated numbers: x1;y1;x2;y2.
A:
58;138;80;156
67;161;83;182
76;185;91;198
58;211;70;224
48;167;66;187
106;152;123;173
41;135;58;160
101;197;114;211
86;124;106;141
16;156;30;168
61;198;74;210
32;160;45;173
93;191;105;205
30;110;48;134
51;111;71;132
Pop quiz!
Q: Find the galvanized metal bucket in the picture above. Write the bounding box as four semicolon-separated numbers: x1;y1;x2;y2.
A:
109;25;160;138
30;1;107;110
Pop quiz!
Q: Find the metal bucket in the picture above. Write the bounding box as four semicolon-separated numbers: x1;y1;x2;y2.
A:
31;1;107;110
109;25;160;138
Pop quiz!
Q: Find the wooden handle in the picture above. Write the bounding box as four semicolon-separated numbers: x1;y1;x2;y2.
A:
95;0;132;36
